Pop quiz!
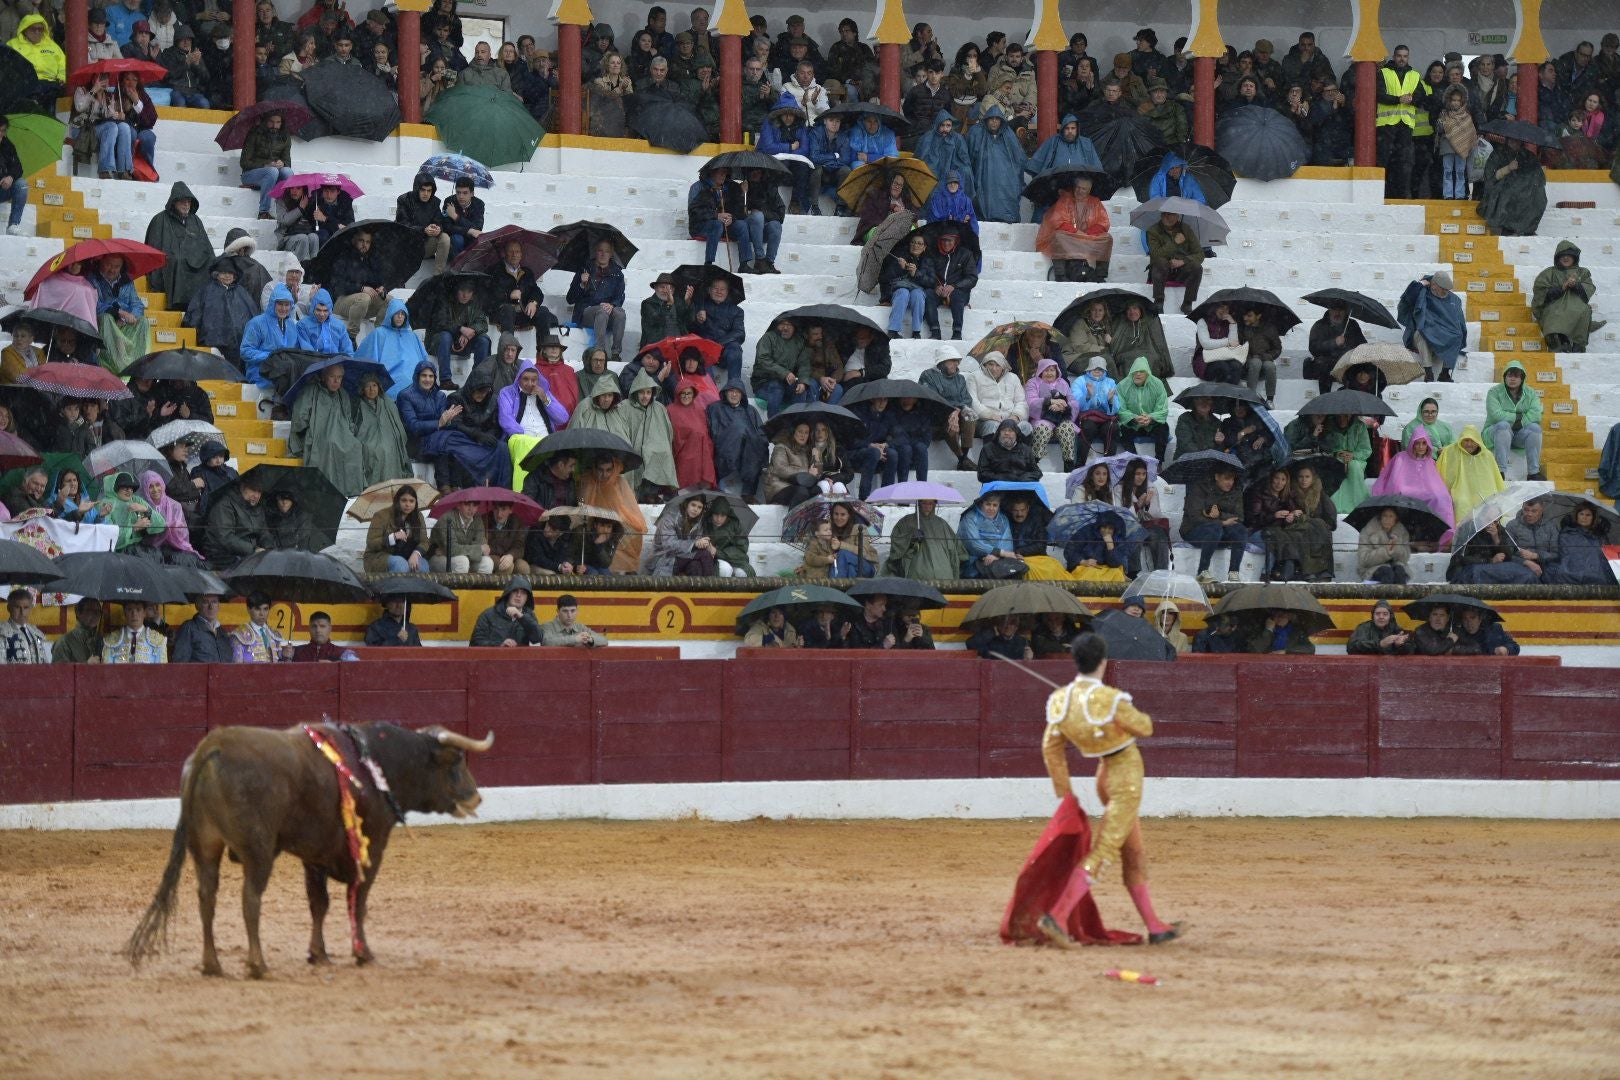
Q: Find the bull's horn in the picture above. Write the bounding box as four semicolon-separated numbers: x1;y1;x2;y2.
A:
432;729;494;753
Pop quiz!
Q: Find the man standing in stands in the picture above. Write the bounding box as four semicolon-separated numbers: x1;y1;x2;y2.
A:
1376;44;1423;199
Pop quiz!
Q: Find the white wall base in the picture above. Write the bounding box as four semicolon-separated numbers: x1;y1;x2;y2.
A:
3;777;1616;831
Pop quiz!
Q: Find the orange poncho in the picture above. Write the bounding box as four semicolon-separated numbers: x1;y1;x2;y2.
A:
1036;192;1114;265
579;459;648;573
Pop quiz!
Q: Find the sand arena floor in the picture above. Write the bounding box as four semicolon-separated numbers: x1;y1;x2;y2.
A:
1;817;1617;1077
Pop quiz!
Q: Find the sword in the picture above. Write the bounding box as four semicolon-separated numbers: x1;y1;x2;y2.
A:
990;651;1063;690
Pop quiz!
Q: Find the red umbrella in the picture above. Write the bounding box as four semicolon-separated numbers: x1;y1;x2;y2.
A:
0;431;41;472
24;239;167;299
214;99;318;150
67;58;168;89
429;486;545;526
270;172;363;199
636;334;721;367
15;363;133;401
449;224;562;278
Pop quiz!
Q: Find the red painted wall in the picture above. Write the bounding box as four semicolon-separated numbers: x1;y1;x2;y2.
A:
2;656;1611;807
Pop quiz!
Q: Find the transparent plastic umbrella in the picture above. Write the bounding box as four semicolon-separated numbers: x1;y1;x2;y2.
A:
1121;569;1210;613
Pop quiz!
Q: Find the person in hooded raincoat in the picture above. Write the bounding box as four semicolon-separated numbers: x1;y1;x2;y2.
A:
91;254;153;374
297;288;355;355
966;104;1027;223
579;453;647;573
1436;424;1504;526
1479;138;1547;237
1532;240;1599;352
397;359;449;473
239;282;303;388
430;362;512;488
9;14;66;106
884;497;965;579
915;110;974;198
137;469;200;566
183;256;258;370
1325;413;1372;514
353;370;412;486
1116;355;1170;462
957;489;1021;578
924;170;979;235
356;297;431;398
1109;299;1173;382
90;471;166;552
1401;396;1456;450
1398;271;1467;381
623;368;678;497
668;377;717;489
288;361;367;497
1484;359;1545;480
569;372;634;446
706;377;767;499
1024;113;1103;219
1370;430;1455;534
1545;504;1617;586
1036;174;1113;281
143;181;216;311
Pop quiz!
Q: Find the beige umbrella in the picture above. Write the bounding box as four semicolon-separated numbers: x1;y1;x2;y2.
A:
1331;341;1425;386
962;582;1094;625
346;478;440;521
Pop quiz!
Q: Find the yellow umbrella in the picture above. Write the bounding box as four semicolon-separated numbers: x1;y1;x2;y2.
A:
837;157;938;212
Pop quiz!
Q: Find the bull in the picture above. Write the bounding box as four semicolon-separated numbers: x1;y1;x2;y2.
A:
123;721;493;979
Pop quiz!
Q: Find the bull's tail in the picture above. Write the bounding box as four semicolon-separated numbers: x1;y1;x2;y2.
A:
122;753;206;966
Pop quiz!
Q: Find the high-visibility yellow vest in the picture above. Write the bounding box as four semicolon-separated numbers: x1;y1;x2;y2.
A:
1377;66;1422;128
1412;82;1434;136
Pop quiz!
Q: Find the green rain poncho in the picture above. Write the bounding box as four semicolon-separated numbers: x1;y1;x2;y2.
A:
288;371;368;497
622;369;679;491
352;373;413;486
568;372;634;444
1531;241;1598;351
1325;417;1372;515
142;181;216;310
1483;359;1543;451
1400;396;1456;449
1115;356;1168;434
1479;143;1547;237
90;471;165;551
883;505;966;580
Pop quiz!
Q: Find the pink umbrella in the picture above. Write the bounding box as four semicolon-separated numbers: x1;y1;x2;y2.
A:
270;172;364;200
866;481;966;504
429;486;545;526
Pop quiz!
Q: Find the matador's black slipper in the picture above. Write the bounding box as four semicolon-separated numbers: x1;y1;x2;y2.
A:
1148;922;1185;944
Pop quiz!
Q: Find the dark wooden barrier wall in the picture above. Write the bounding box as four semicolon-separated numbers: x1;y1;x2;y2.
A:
2;653;1615;806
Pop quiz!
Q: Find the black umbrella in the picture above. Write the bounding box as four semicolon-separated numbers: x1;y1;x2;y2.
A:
550;221;639;273
170;566;232;599
1055;289;1161;337
1188;288;1301;332
841;378;951;409
1285;453;1347;497
672;263;746;303
1216;105;1309;181
258;349;330;398
232;464;347;550
762;402;869;444
820;100;908;132
701;149;790;177
1128;142;1237;207
1076;110;1166;182
1538;492;1620;532
2;305;103;347
1404;593;1502;624
301;60;401;142
369;575;458;604
224;548;373;603
1021;164;1120;204
1172;382;1265;408
1344;493;1452;543
0;46;43;115
259;79;329;139
909;219;982;265
778;303;885;339
847;577;948;610
123;348;243;383
1160;449;1244;484
283;355;393;403
1301;288;1400;330
0;538;69;585
1090;609;1177;661
46;552;189;604
405;270;491;331
656;486;759;533
214;99;317;150
1215;583;1333;636
450;224;562;278
301;220;423;291
1297;389;1395;418
519;427;643;473
735;583;863;634
1480;119;1561;150
630;96;707;153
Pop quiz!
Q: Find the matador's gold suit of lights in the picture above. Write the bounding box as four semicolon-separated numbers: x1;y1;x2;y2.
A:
1041;676;1153;876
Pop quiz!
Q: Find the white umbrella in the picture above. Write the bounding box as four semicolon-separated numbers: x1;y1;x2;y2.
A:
1121;568;1211;613
84;439;171;481
1128;196;1230;245
147;418;225;453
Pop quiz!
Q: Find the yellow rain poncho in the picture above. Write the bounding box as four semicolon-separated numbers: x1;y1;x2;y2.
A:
1436;424;1504;527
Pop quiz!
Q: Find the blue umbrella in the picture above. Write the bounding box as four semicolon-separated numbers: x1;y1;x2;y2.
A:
419;153;495;189
284;356;394;403
978;480;1051;509
1047;501;1141;544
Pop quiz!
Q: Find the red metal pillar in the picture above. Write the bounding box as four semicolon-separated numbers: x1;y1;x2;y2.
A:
66;0;88;76
232;0;256;109
1193;56;1215;146
558;23;582;135
398;10;421;123
719;33;741;144
878;43;900;110
1034;49;1057;143
1354;60;1377;167
1516;61;1538;126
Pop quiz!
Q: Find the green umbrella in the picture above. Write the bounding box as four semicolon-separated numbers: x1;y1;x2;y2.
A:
425;85;544;168
5;113;67;178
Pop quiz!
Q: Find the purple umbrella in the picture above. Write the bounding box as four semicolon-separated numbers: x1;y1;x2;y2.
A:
1065;453;1157;499
270;172;364;200
867;481;965;504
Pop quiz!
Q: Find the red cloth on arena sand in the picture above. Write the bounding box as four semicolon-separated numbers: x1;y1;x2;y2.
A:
1000;795;1142;945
